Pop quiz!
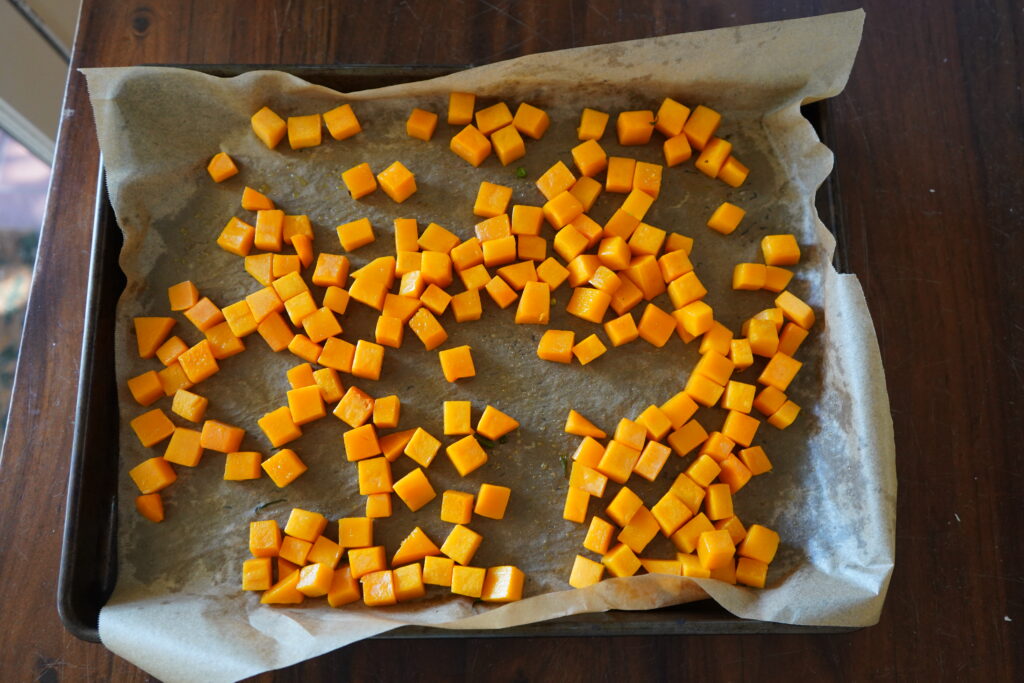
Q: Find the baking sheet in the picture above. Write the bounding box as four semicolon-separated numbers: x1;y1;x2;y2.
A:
84;9;893;682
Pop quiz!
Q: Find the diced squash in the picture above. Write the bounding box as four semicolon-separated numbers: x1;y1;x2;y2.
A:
491;124;525;165
258;406;302;447
707;202;746;235
445;435;489;476
616;110;655;145
407;107;438;141
344;423;382;461
441;489;475;525
602;543;642;577
572;333;607;365
323;103;361;140
135;492;165;522
761;234;801;266
474;483;511;519
440;524;483;565
207;152;238;182
223;451;262;481
377;161;417;203
695;137;732;178
604;485;643;526
481;565;525;602
577;108;609;140
251;106;287;148
450;124;491;166
682;105;721;150
513;102;550;139
128;457;176;494
262;449;307;487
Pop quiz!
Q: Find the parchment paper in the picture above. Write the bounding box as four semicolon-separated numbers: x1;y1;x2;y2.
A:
84;9;893;682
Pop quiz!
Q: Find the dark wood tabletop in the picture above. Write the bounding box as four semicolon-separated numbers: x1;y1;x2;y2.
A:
2;1;1021;680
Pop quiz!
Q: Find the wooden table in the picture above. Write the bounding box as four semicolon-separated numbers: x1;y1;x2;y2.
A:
2;1;1020;680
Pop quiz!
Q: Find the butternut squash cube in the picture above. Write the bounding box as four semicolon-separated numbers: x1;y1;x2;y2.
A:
446;434;489;476
249;520;282;557
409;308;448;350
451;565;486;598
616;110;655;145
513;102;549;139
423;555;456;587
441;524;483;565
663;133;693;166
735;557;768;588
596;440;641;485
572;333;607;365
287;114;322;150
670;513;715;554
695;137;732;178
633;440;672;482
759;352;803;392
312;253;351;288
441;490;475;525
207;152;238;182
242;557;272;590
474;483;511;520
393;466;437;512
127;370;163;407
655;97;691;137
481;565;525;602
617;505;660;553
377;161;417;203
719;155;750;188
685;454;721;488
536;160;576;201
605;485;643;526
562;486;590;523
326;565;361;606
448;92;475;125
344;423;382;461
261;448;307;487
571;139;608;177
537;329;574;364
475;101;512;135
365;492;392;518
251;106;287;149
223;451;262;481
258;407;302;447
171;388;208;423
602;543;642;577
351;339;385;381
476;405;519;440
637;303;676;347
128;457;176;494
450;124;491;166
339;517;374;549
406;107;438;141
323;103;361;140
768;400;801;429
583;516;616;555
334;386;374;427
393;562;427;602
130;408;175;447
451;289;482;322
707;202;746;235
358;457;393;495
682;105;721;150
566;287;611;324
438;344;476;382
577;107;609;140
697;529;736;570
134;317;176;359
350;547;387;580
605;156;635;194
163;427;204;467
491;124;526;165
403;428;440;471
651;491;693;537
514;281;550;324
569;554;605;588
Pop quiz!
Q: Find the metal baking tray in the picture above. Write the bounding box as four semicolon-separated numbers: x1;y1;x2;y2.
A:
57;65;851;643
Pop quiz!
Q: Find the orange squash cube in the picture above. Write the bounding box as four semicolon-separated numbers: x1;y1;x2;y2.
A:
768;400;801;429
697;529;736;570
695;137;732;178
207;152;238;182
350;546;388;580
445;434;489;476
448;92;475;125
577;107;609;140
451;289;482;322
663;132;693;166
365;493;392;519
287;114;322;150
571;139;608;177
572;333;607;365
513;102;550;139
450;124;492;166
334;386;374;428
566;411;606;440
566;287;611;324
408;308;448;350
475;101;513;135
128;457;177;494
602;543;642;577
451;565;486;598
491;124;526;166
323;103;361;140
536;160;576;201
343;423;382;462
655;97;691;137
423;556;456;587
537;329;575;364
481;565;524;602
441;489;475;525
569;554;605;588
616;110;655;145
562;486;590;523
719;156;750;188
377;161;417;203
163;427;204;467
406;107;438;141
651;491;693;537
326;565;361;606
134;317;176;360
393;562;427;602
670;513;715;554
358;456;393;495
477;405;518;440
258;406;302;448
682;104;721;150
597;440;641;486
241;557;272;590
251;106;286;148
261;448;307;487
440;524;483;565
223;451;262;481
707;202;746;235
339;517;374;548
438;345;476;382
130;408;175;447
126;371;163;407
474;483;511;520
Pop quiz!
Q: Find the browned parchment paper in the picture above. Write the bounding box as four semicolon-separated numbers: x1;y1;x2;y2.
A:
84;9;892;682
